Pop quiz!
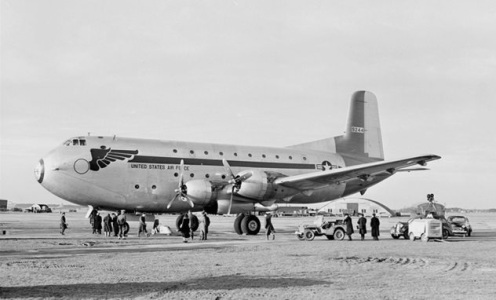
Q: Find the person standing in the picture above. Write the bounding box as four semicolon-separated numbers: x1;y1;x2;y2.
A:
199;211;210;240
204;211;210;240
95;212;103;234
60;212;67;235
179;213;190;243
138;213;149;238
103;213;112;237
117;211;127;239
344;213;354;241
111;213;119;237
188;211;195;241
357;213;367;241
371;213;380;240
265;212;275;240
90;210;97;234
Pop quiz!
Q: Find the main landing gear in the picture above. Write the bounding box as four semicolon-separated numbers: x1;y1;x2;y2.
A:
175;214;199;232
234;213;261;235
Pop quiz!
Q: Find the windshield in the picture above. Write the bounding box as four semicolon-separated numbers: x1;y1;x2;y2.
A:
449;217;467;223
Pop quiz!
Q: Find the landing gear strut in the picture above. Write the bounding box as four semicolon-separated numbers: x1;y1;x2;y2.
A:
233;213;261;235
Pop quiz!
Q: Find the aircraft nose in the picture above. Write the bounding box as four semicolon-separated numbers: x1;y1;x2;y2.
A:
34;159;45;184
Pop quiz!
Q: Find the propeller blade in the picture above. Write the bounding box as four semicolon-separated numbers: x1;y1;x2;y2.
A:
227;187;234;215
167;194;179;209
222;159;235;180
168;159;186;210
185;196;195;208
237;171;252;182
178;159;184;188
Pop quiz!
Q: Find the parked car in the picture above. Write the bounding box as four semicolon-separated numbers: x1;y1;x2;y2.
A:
295;216;347;241
447;216;472;236
391;215;453;240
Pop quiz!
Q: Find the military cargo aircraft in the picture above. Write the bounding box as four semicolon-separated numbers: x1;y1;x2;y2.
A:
35;91;440;235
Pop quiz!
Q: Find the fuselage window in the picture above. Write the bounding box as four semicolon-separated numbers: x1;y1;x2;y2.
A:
152;185;157;190
234;152;238;157
64;140;71;146
174;173;179;177
275;155;279;159
262;154;266;158
190;173;194;178
72;139;79;146
289;156;293;160
79;139;86;146
135;184;140;189
248;153;252;157
221;175;226;179
173;149;178;153
190;150;194;154
204;151;209;155
303;156;307;161
205;174;210;178
219;151;224;156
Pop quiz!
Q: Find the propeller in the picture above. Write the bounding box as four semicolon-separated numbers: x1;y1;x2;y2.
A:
222;159;252;214
167;160;194;209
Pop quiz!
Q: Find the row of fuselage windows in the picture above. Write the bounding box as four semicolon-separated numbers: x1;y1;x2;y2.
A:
172;148;307;161
63;139;307;161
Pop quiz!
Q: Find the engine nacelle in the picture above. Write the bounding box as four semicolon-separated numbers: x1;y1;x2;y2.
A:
185;180;215;206
236;169;272;200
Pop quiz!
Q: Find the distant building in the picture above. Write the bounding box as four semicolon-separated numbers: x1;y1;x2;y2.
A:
319;198;395;217
0;199;7;211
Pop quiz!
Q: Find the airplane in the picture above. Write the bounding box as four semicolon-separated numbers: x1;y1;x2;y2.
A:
35;91;440;235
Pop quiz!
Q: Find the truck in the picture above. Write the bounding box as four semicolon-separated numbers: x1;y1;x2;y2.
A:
295;216;347;241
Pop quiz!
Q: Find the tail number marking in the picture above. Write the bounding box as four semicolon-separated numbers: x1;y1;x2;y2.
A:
351;126;365;134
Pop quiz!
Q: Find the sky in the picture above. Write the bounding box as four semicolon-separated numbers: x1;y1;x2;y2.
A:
1;0;496;209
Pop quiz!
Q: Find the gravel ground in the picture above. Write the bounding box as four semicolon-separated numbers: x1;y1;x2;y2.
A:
1;212;495;299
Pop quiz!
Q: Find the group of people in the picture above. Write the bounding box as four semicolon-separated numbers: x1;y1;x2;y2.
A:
178;211;210;243
343;213;380;241
87;210;128;238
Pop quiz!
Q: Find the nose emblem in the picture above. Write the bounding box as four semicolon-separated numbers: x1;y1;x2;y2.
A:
35;159;45;183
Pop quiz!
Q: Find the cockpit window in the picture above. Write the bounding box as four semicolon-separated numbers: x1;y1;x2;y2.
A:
64;138;87;146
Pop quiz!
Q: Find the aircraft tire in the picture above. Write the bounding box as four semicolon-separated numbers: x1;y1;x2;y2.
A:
175;214;199;232
234;214;244;235
391;234;399;239
241;215;260;235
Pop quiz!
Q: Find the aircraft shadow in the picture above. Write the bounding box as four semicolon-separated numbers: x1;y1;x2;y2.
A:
0;275;330;298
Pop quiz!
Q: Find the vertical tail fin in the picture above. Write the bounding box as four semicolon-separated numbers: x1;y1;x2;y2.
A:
335;91;384;163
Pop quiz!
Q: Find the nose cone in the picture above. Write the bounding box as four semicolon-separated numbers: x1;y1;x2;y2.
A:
34;159;45;184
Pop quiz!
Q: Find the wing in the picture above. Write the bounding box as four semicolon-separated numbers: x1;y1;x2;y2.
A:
89;148;138;171
274;154;441;190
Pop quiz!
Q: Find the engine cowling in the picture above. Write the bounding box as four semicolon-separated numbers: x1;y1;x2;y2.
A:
184;180;215;206
235;169;272;200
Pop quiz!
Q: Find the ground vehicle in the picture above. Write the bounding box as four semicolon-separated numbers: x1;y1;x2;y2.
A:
391;215;453;240
390;221;409;239
447;216;472;236
408;219;443;242
295;216;347;241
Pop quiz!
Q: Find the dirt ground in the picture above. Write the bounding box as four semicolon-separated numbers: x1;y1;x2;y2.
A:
1;212;495;300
